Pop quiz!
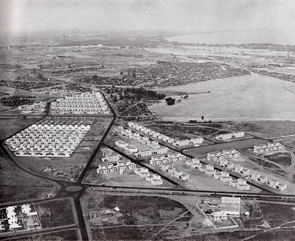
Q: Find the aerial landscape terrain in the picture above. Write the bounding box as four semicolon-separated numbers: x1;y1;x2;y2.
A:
2;0;295;240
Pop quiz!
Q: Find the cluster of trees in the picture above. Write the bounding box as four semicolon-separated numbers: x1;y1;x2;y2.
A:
0;95;35;107
125;87;165;100
107;87;165;103
66;84;92;92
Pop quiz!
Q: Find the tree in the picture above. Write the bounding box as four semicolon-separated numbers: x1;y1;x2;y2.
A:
165;97;175;105
132;70;136;78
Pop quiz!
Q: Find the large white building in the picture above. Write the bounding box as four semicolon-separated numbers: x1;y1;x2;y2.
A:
215;132;245;141
220;197;241;216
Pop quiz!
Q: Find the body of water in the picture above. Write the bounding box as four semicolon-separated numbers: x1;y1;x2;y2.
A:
167;29;295;45
149;73;295;122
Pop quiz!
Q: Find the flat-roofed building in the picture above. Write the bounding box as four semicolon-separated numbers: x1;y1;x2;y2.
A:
254;142;285;154
221;197;241;216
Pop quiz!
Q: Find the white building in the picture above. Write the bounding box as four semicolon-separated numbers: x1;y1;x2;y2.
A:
216;133;233;141
215;132;245;141
115;140;128;149
185;158;201;169
207;149;241;162
253;142;285;154
134;167;150;178
146;174;163;185
212;211;228;222
266;179;287;191
236;179;250;191
97;160;135;174
221;197;241;216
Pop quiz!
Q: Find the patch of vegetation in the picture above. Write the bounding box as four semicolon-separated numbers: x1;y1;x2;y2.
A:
0;79;57;90
260;203;295;227
228;122;263;132
105;86;164;116
165;97;175;105
87;195;189;226
9;229;79;241
35;199;75;228
0;95;35;107
66;83;92;92
249;157;280;169
264;152;292;167
93;226;164;240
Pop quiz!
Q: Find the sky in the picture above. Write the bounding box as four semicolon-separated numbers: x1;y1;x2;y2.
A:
1;0;295;35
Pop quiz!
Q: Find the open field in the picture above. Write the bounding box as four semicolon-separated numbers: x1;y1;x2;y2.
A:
150;73;295;121
0;157;60;203
81;190;212;240
184;138;267;156
150;120;295;140
141;121;212;145
264;152;292;167
35;198;76;228
175;229;295;241
0;116;41;141
226;121;295;139
82;189;295;240
6;229;81;241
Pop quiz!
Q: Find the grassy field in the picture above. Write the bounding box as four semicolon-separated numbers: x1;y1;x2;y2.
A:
184;138;267;157
8;229;80;241
0;116;41;141
264;152;292;167
0;157;60;203
227;121;295;138
35;198;76;228
82;191;199;240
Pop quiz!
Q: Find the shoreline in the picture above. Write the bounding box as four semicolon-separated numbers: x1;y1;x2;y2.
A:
149;74;295;122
